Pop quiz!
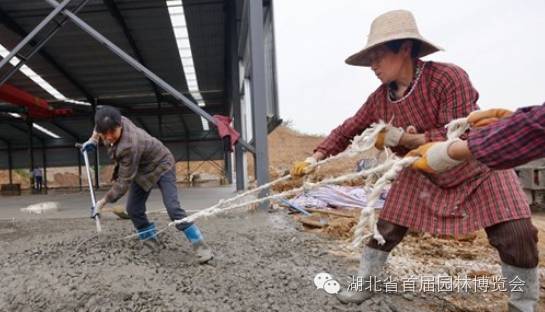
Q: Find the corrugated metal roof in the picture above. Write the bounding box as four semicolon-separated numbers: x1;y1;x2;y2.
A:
0;0;280;169
184;0;225;107
0;0;195;105
0;0;227;164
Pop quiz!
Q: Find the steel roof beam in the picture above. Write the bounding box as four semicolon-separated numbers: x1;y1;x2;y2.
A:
162;96;193;134
0;0;74;71
49;120;80;140
0;3;95;104
102;0;163;106
8;123;46;143
44;0;256;153
44;0;214;122
0;135;10;145
136;117;152;134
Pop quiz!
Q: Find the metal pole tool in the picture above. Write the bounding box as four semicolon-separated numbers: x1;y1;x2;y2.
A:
76;143;101;233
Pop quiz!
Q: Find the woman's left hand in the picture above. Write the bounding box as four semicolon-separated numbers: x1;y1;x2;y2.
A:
399;125;426;149
407;139;464;173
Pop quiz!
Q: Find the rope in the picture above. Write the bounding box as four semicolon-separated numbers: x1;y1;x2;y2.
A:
83;119;466;252
167;121;390;227
349;117;471;248
158;121;423;250
350;156;418;249
169;166;382;227
77;121;389;250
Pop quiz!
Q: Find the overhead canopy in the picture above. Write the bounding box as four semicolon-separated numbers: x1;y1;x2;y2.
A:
0;0;280;169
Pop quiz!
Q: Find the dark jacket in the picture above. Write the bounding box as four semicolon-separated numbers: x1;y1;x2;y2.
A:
104;116;175;203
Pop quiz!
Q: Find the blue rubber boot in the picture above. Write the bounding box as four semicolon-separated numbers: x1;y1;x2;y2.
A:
183;224;213;264
137;223;157;240
137;223;160;253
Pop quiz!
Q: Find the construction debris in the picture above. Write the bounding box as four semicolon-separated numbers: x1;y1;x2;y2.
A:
20;202;60;214
288;185;386;210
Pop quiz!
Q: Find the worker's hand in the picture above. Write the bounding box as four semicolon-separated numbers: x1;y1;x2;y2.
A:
290;157;317;177
407;140;463;174
81;137;98;153
375;125;404;150
467;108;513;128
95;198;107;216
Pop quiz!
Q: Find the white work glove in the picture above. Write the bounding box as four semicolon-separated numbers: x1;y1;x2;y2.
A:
95;198;107;216
290;157;318;177
81;136;98;153
375;125;404;150
408;139;464;174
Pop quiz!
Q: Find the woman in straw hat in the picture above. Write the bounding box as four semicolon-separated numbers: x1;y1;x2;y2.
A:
291;10;538;311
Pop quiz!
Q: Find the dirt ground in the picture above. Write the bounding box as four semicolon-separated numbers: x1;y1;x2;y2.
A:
1;208;543;311
1;125;544;311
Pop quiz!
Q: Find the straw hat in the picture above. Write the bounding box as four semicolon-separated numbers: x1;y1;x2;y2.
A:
345;10;443;67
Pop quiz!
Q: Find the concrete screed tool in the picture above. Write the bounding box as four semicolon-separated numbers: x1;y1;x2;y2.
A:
76;143;101;233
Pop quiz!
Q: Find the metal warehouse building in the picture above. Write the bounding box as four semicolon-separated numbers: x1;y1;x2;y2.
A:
0;0;280;194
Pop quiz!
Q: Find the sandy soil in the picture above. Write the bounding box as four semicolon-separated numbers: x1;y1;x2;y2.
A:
1;208;542;311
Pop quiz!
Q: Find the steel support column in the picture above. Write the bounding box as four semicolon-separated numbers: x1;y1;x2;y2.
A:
7;143;13;184
92;99;99;190
228;0;248;191
77;149;82;191
0;137;14;184
248;0;270;206
42;143;48;193
27;120;35;190
94;149;100;190
186;140;191;184
223;136;233;184
43;0;255;152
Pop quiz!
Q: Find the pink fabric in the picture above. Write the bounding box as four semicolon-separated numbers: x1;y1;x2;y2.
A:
213;115;240;152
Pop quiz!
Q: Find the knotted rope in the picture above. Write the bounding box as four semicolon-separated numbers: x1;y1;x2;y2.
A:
123;119;467;249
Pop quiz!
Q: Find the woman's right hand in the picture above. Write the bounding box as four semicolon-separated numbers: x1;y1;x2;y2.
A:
290;157;317;177
467;108;513;127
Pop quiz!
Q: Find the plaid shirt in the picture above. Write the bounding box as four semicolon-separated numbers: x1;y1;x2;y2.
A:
104;117;175;203
468;103;545;169
315;60;530;235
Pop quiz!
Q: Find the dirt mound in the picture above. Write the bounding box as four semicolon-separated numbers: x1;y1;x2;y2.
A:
53;172;80;187
0;170;30;188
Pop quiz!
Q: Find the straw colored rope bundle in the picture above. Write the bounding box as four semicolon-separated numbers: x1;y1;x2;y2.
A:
167;122;389;227
446;117;471;140
151;119;464;250
350;156;418;249
350;118;472;248
169;121;403;245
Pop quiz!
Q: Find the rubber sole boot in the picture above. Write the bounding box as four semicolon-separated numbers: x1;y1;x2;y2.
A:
336;246;389;305
193;241;214;264
502;263;539;312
